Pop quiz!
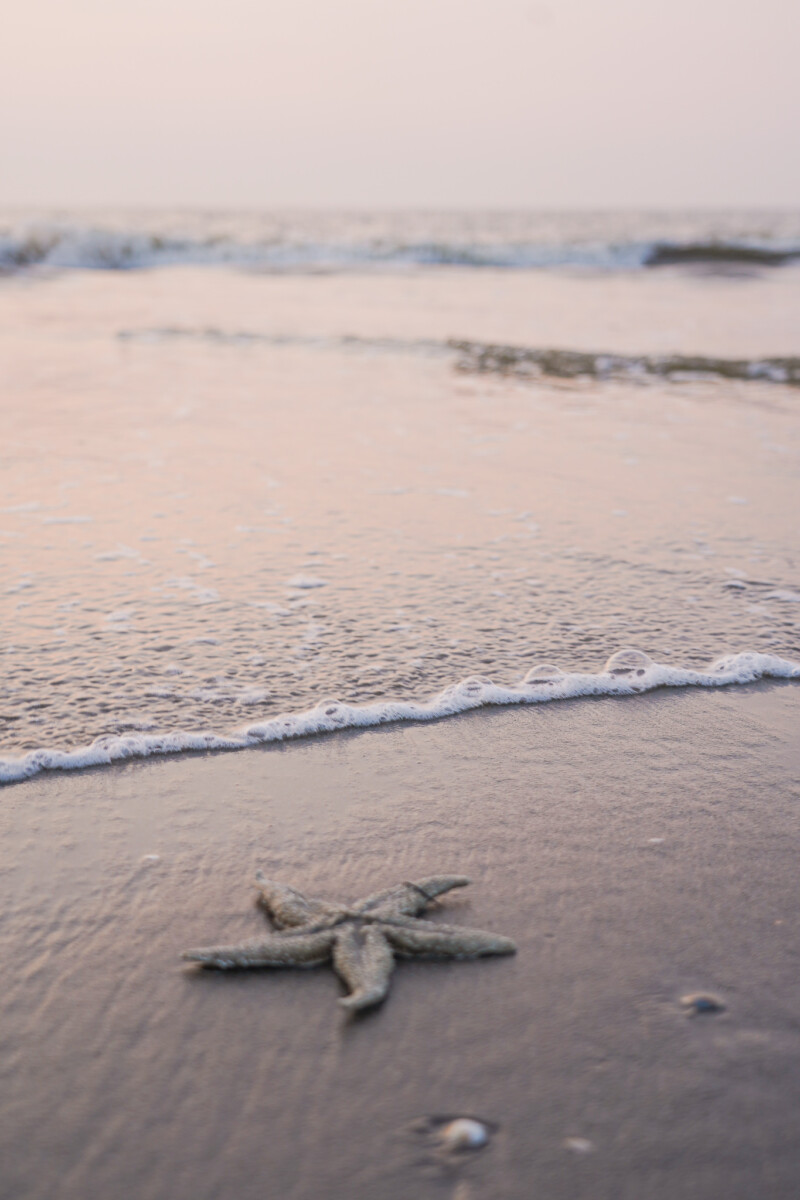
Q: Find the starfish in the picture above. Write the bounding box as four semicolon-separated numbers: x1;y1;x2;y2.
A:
182;873;516;1012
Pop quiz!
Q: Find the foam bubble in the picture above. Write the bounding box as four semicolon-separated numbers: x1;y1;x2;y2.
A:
237;690;272;706
604;649;654;675
286;575;328;590
523;663;564;684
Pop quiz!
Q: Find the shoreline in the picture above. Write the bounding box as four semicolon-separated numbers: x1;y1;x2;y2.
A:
2;650;798;785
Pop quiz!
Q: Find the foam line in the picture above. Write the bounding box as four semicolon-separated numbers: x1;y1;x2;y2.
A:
1;650;798;786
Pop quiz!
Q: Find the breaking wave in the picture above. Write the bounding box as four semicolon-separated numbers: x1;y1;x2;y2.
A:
2;212;800;274
2;650;797;785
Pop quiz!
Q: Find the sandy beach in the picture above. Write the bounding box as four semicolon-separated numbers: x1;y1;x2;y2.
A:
5;0;800;1186
3;681;798;1200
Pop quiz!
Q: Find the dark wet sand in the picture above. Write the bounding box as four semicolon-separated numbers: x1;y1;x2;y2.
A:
2;684;799;1200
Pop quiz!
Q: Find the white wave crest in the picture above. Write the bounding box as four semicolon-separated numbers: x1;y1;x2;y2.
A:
1;650;798;786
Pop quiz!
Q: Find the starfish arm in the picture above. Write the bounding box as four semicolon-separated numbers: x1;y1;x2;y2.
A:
181;927;337;969
332;925;395;1012
356;876;471;919
382;920;516;959
254;872;337;929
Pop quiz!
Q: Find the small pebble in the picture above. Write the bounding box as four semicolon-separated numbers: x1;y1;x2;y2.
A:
563;1137;594;1154
438;1118;489;1152
681;992;726;1015
141;854;161;864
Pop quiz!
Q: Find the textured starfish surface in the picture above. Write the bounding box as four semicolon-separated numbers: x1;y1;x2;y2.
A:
182;873;516;1012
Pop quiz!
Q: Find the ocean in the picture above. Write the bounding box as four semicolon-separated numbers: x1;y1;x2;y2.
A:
1;208;799;782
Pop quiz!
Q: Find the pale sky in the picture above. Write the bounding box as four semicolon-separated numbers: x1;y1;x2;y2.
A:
3;0;798;207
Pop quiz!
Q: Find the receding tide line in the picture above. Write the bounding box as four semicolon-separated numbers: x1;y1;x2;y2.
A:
450;341;800;386
116;328;800;388
1;649;798;786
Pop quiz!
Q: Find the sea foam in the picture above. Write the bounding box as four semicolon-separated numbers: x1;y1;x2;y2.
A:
1;650;797;786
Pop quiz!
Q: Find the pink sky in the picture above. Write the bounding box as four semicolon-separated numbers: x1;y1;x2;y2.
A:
3;0;798;207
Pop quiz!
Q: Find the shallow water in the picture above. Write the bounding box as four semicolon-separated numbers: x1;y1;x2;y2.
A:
2;217;800;777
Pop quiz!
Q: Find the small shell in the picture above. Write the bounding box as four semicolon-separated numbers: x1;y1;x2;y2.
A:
681;992;726;1015
438;1118;490;1151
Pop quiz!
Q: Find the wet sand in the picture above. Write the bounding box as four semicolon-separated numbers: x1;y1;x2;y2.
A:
2;682;799;1200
